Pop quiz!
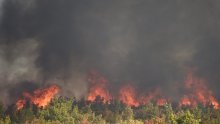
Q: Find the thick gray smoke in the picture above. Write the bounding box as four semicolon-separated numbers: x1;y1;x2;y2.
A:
0;0;220;105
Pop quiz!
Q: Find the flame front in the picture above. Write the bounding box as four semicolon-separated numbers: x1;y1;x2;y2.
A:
119;85;167;106
16;99;26;110
87;71;112;102
119;85;139;107
14;70;219;111
16;85;60;110
86;70;219;109
180;72;219;109
156;98;167;106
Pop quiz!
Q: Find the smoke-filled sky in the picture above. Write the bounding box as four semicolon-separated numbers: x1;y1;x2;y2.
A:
0;0;220;105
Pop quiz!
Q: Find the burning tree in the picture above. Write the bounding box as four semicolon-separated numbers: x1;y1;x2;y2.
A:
87;71;112;103
179;71;219;109
16;85;60;110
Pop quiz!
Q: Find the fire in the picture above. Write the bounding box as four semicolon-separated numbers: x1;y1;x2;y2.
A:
180;95;198;107
16;85;60;110
180;71;219;109
180;95;193;106
140;89;161;105
16;99;26;110
85;70;218;109
87;71;112;102
156;98;167;106
209;96;219;109
119;85;167;107
119;85;139;107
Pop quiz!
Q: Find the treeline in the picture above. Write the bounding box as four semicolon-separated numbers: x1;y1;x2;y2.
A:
0;96;220;124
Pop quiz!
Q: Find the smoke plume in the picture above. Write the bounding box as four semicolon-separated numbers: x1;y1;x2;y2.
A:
0;0;220;105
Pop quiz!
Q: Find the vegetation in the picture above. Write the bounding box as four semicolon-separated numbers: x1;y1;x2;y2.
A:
1;96;220;124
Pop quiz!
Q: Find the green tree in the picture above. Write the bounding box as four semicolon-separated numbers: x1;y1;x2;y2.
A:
4;116;11;124
176;110;200;124
0;102;4;119
16;105;35;124
38;97;75;123
163;104;177;124
122;106;134;120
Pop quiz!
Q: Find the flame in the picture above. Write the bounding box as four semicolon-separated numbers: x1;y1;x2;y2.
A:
13;69;219;110
16;99;26;110
209;96;219;109
180;71;219;109
119;85;167;107
180;95;192;106
87;71;112;102
79;70;219;109
156;98;167;106
180;95;197;107
119;85;139;107
140;89;160;105
16;85;60;110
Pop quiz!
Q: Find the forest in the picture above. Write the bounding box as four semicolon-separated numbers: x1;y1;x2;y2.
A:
1;1;220;124
0;96;220;124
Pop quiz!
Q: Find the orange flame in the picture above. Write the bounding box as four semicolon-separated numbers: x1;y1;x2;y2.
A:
209;96;219;109
119;85;139;107
87;70;218;109
180;71;219;109
140;89;161;105
119;85;167;106
16;99;26;110
180;95;192;106
156;98;167;106
16;85;60;110
87;71;112;102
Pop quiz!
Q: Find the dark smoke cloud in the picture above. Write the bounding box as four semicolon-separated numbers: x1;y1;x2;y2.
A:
0;0;220;105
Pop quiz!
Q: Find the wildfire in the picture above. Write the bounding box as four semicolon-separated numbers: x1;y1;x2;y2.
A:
85;70;219;109
16;99;26;110
119;85;167;107
16;85;60;110
179;72;219;109
119;85;139;107
87;71;112;102
156;98;167;106
140;89;161;105
180;95;194;106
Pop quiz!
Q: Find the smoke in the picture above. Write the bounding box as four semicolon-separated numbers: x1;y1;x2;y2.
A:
0;0;220;105
0;39;40;105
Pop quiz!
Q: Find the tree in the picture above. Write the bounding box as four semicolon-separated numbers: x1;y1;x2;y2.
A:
176;110;200;124
163;104;177;124
4;116;11;124
122;106;134;120
38;97;75;123
0;102;4;119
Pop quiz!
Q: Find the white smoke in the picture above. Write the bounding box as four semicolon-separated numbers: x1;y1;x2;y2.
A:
0;39;40;105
